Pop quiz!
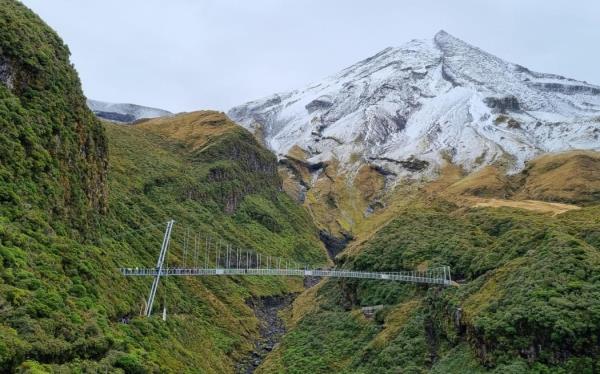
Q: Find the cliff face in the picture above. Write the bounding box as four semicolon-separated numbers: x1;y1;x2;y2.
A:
0;1;108;229
136;111;281;213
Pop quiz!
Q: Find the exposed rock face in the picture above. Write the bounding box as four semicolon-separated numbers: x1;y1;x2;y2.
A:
484;95;520;113
229;30;600;184
134;111;281;214
0;56;14;89
305;95;334;113
369;156;430;172
319;229;353;260
238;294;297;373
194;129;280;214
93;110;136;123
528;82;600;95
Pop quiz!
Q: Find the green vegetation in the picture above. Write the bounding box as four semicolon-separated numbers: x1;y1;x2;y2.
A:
0;2;327;371
0;111;328;372
441;151;600;204
514;151;600;204
0;0;107;231
3;1;600;373
261;203;600;373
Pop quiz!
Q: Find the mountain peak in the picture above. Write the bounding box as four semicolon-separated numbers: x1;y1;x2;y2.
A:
433;29;476;53
229;32;600;182
433;29;465;45
434;29;450;38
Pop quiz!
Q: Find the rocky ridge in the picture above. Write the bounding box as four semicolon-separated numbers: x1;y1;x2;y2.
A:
87;99;172;123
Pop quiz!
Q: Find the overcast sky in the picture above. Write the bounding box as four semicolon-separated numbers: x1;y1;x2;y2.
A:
21;0;600;113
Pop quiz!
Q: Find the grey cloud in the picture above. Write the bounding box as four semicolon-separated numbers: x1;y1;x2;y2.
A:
21;0;600;113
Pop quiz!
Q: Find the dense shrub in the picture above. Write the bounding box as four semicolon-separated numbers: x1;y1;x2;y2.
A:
262;204;600;373
0;3;327;371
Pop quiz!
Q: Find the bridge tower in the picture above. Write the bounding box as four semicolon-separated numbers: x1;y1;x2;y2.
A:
144;220;174;317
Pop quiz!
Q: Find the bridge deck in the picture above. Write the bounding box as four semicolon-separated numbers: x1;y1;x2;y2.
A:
120;267;451;286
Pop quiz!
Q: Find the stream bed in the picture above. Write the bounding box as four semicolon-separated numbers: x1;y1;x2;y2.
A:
236;293;298;373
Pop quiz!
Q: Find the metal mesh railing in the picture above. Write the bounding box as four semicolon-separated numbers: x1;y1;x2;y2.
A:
120;266;452;286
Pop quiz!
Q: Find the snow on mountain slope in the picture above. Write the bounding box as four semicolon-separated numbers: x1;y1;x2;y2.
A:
87;99;172;123
229;31;600;181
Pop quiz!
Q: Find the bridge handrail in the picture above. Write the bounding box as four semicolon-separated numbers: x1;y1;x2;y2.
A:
118;266;452;286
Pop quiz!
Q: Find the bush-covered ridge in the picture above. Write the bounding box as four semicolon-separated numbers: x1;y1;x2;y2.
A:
136;111;282;214
0;2;328;369
0;112;328;372
259;203;600;373
0;0;107;231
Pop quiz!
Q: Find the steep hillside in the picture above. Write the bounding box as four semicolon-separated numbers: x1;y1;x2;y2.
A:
514;151;600;203
0;3;327;371
4;2;600;373
438;151;600;205
258;202;600;373
0;0;107;230
253;150;600;374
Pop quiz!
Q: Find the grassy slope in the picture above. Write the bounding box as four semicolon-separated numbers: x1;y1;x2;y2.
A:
290;149;600;250
258;201;600;373
266;149;600;373
1;108;328;372
443;151;600;205
514;151;600;203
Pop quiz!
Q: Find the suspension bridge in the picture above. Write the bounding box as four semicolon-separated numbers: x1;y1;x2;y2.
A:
119;220;453;317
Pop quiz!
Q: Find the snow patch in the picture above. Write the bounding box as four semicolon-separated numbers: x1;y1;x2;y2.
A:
228;31;600;183
87;99;172;123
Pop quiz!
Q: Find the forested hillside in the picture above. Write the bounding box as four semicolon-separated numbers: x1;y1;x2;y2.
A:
3;1;600;373
0;2;327;371
258;200;600;373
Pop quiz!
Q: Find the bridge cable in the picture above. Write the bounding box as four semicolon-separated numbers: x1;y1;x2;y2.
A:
204;236;209;269
183;227;188;268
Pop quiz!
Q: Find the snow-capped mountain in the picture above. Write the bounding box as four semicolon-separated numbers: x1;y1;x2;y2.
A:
87;99;172;123
229;31;600;179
